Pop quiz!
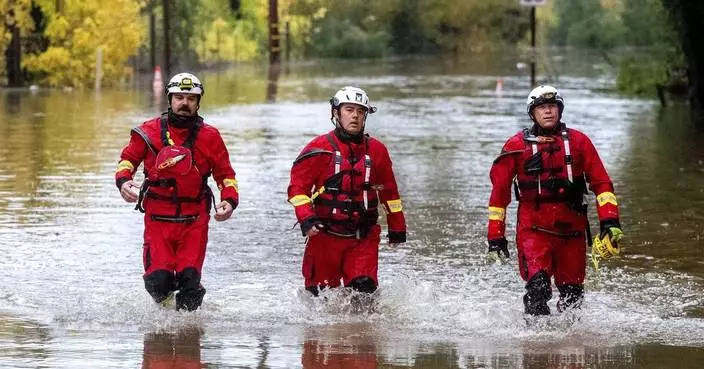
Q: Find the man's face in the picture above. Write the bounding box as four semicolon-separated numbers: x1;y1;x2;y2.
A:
335;104;367;135
171;93;199;116
532;103;560;130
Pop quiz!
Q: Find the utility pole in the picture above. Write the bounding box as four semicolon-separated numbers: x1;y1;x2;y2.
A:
162;0;171;79
530;6;536;87
268;0;280;65
520;0;547;87
285;20;291;63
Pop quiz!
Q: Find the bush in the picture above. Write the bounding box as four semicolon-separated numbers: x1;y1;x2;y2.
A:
310;19;390;59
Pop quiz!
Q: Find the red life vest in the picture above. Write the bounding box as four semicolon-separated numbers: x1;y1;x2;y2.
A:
313;134;379;238
513;125;587;211
134;115;212;221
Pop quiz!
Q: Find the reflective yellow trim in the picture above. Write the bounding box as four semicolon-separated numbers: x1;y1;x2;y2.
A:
488;206;506;221
222;178;238;191
116;160;134;173
166;131;175;146
387;199;403;213
597;192;618;207
288;195;311;207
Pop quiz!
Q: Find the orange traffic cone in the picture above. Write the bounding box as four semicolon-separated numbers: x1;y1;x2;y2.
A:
153;66;163;92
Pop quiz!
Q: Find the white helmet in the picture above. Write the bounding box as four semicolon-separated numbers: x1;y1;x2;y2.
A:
526;85;564;115
165;73;204;97
330;86;377;113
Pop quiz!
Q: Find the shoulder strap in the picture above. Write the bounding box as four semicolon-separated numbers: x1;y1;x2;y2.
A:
159;113;171;147
131;126;158;156
560;125;574;182
159;113;202;149
293;148;333;166
324;133;340;152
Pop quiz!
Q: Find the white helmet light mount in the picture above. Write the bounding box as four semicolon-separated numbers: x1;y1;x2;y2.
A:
526;85;564;118
165;72;204;98
330;86;377;114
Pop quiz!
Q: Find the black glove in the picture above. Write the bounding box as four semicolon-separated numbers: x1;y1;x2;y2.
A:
488;238;509;259
388;230;406;244
599;219;623;245
300;217;323;237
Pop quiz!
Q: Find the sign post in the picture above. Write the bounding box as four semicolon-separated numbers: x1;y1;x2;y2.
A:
520;0;548;87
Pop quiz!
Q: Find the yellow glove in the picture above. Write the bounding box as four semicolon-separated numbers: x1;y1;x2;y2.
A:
591;221;623;271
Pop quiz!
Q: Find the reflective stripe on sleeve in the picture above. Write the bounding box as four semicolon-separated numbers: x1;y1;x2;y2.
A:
596;192;618;207
386;199;403;213
116;160;134;173
288;195;312;207
222;178;239;191
488;206;506;221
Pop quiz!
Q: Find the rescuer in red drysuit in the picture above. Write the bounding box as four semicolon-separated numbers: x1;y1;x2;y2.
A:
288;86;406;297
116;72;239;311
487;85;624;315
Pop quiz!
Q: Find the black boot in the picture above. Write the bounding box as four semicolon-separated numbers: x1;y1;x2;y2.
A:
524;270;552;315
557;284;584;312
144;269;176;304
347;276;377;313
175;267;206;311
176;286;206;311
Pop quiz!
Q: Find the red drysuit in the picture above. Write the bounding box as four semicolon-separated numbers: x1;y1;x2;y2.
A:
288;130;406;291
488;124;619;286
116;114;238;279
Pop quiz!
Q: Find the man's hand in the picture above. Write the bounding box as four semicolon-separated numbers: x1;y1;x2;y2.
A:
305;223;324;238
601;226;623;246
214;201;234;221
120;180;140;203
599;219;623;247
487;238;509;264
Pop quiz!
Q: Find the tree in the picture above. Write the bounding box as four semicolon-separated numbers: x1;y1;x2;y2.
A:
22;0;144;87
661;0;704;126
1;0;34;86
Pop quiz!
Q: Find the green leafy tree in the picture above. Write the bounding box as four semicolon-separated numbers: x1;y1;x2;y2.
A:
617;0;682;95
550;0;625;49
191;0;267;64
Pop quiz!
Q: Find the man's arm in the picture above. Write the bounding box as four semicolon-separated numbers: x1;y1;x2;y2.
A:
487;137;522;260
116;130;148;202
375;145;406;244
288;145;329;237
580;133;621;232
208;130;239;221
487;140;521;241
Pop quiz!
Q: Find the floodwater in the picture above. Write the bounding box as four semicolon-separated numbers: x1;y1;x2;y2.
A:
1;53;703;368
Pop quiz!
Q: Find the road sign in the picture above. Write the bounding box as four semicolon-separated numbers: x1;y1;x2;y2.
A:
520;0;547;6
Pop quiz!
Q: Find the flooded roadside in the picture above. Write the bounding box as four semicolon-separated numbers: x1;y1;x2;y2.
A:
0;53;703;368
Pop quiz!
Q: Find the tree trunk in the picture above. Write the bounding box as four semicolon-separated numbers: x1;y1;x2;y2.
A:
4;10;23;87
162;0;171;79
662;0;704;126
149;3;156;73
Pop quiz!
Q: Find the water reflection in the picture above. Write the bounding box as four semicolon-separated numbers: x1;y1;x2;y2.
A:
267;63;282;103
301;324;378;369
0;313;51;367
142;329;203;369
